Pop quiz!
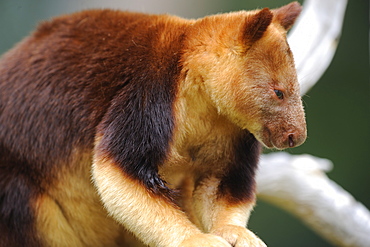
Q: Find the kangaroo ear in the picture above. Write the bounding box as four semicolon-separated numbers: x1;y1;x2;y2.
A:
242;8;273;44
272;2;302;30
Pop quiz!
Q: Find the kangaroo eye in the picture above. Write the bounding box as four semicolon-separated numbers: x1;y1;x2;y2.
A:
274;89;284;100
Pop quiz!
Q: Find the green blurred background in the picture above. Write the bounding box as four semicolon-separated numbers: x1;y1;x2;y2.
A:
0;0;368;246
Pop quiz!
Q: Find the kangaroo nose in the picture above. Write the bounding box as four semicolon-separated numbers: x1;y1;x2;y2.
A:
288;134;295;147
286;131;306;148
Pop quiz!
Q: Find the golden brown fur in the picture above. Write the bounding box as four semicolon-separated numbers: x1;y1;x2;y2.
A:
0;2;305;247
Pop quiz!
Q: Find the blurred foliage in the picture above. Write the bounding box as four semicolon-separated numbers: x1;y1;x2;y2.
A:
0;0;368;246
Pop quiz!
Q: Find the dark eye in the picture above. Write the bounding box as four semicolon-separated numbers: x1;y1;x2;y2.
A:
274;89;284;100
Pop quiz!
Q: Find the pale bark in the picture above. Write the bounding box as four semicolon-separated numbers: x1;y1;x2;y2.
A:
257;153;370;247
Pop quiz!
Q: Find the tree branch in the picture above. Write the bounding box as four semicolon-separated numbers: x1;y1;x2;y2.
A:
257;153;370;247
288;0;348;95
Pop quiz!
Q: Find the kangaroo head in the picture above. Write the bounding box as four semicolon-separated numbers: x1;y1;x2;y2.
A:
183;2;306;149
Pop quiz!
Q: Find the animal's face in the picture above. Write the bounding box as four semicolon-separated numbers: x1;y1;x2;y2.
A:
184;3;306;149
230;26;307;149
